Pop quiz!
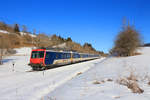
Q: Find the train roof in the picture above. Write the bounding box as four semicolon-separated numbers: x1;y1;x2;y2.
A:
32;48;77;53
32;47;100;55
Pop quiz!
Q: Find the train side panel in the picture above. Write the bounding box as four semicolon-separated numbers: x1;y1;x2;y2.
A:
45;52;57;65
53;52;72;65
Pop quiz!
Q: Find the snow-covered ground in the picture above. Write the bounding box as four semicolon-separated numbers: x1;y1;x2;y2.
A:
1;47;150;100
19;32;36;37
0;47;103;100
0;30;9;34
45;47;150;100
52;43;66;48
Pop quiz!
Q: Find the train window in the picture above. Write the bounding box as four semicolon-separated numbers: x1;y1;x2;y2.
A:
31;51;44;58
76;54;79;58
73;53;79;58
73;54;75;58
67;53;70;58
64;54;66;59
38;51;44;58
64;53;67;59
62;54;64;58
61;54;63;59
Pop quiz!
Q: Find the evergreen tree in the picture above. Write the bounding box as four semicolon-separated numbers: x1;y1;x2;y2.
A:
66;37;72;42
14;24;20;33
14;24;20;35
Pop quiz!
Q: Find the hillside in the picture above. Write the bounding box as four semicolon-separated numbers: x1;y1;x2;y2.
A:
46;47;150;100
0;21;106;55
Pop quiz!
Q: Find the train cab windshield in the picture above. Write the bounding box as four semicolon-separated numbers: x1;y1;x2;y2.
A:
31;51;44;58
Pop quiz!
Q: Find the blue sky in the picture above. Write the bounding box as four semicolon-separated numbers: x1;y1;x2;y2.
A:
0;0;149;53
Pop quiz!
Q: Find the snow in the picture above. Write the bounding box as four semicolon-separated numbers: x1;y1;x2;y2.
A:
0;30;9;34
0;30;36;37
19;32;36;37
14;47;33;56
30;34;36;37
0;47;103;100
45;47;150;100
52;43;66;48
1;47;150;100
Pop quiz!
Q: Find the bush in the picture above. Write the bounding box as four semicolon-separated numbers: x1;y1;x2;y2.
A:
7;49;16;54
118;77;144;94
111;24;142;57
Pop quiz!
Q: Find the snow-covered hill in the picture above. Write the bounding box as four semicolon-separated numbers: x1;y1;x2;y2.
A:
45;47;150;100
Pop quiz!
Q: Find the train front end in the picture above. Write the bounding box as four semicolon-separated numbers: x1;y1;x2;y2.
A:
29;49;46;70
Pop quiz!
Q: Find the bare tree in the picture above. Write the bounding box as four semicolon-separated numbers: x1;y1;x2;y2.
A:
0;36;11;65
33;29;36;35
22;25;27;33
111;20;142;56
34;33;50;47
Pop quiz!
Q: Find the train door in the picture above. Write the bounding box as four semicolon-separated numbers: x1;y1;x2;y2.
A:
45;52;56;65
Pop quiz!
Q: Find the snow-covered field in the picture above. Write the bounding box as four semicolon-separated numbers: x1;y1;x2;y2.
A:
0;47;103;100
45;47;150;100
1;47;150;100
